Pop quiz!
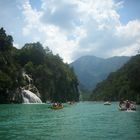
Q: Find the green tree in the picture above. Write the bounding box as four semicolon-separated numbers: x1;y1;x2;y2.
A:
0;27;79;103
90;55;140;104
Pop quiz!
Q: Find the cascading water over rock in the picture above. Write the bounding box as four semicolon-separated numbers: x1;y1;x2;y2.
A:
22;90;42;103
21;71;42;103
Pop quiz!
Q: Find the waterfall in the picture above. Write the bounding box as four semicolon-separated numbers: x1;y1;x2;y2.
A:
21;71;42;103
22;72;32;84
22;90;42;103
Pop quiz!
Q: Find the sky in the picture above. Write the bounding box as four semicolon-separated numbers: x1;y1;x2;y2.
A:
0;0;140;63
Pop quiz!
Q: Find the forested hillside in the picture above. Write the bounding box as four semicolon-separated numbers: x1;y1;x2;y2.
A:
90;54;140;104
70;55;129;91
0;27;79;103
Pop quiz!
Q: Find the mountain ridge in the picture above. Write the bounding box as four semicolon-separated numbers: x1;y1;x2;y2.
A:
70;55;130;91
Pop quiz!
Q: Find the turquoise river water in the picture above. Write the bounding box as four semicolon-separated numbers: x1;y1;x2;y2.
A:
0;102;140;140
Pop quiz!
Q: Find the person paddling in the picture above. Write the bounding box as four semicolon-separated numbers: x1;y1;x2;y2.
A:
125;100;130;109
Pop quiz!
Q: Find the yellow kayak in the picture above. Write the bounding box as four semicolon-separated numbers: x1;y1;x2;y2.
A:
51;106;63;110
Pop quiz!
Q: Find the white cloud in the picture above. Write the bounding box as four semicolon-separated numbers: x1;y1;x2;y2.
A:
13;43;20;48
21;0;78;62
41;0;80;31
19;0;140;63
116;20;140;39
111;42;140;57
22;0;42;36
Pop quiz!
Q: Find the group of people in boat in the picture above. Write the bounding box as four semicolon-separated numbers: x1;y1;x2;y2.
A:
51;101;75;109
52;102;63;107
119;100;136;110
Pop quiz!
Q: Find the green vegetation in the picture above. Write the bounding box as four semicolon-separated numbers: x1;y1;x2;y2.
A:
0;28;24;103
90;55;140;104
70;55;129;91
0;27;79;103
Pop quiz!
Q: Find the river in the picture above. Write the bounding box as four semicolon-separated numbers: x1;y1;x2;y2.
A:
0;102;140;140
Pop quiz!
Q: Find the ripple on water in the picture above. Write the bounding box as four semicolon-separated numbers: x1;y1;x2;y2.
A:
0;102;140;140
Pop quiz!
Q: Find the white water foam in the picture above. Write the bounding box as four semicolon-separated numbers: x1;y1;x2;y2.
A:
22;90;42;104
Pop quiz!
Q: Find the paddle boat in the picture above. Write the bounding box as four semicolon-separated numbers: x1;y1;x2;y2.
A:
67;101;75;105
119;104;136;111
119;100;136;111
104;101;111;105
51;103;64;110
51;105;63;110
